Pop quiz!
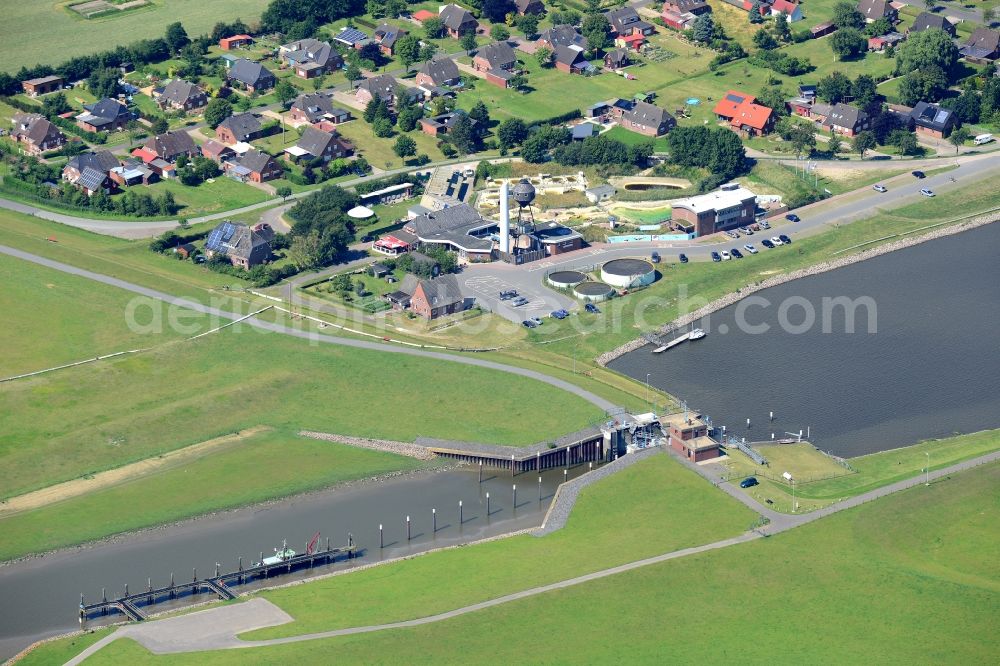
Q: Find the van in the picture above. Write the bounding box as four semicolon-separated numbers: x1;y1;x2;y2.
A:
974;133;993;145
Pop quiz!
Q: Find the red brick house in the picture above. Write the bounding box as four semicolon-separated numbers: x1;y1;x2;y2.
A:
75;98;133;133
403;274;469;319
156;79;208;112
515;0;545;15
554;46;590;74
201;139;236;163
415;58;462;88
473;42;517;74
671;184;757;237
619;101;676;137
10;113;66;155
373;23;408;56
21;75;63;97
289;93;352;125
225;149;283;183
439;4;478;38
142;130;198;162
824;102;870;137
355;74;418;111
713;90;774;137
62;151;120;195
215;112;264;145
661;413;721;462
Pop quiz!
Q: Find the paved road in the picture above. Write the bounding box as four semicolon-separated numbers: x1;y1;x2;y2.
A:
0;244;617;414
64;448;1000;661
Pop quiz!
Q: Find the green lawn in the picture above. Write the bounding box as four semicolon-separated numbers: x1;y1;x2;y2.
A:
144;177;274;217
0;429;426;562
33;460;999;664
334;119;448;171
602;125;669;151
0;0;272;71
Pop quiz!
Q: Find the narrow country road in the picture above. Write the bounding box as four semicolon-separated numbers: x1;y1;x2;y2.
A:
0;244;617;413
62;449;1000;663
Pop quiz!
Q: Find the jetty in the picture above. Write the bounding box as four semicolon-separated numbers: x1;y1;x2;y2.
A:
653;331;691;353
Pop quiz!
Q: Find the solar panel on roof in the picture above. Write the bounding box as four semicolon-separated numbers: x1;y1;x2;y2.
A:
337;28;368;43
725;93;744;103
222;223;237;241
934;110;949;124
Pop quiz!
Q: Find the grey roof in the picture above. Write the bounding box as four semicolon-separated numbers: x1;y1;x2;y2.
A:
234;149;276;174
422;110;473;131
144;130;197;160
810;102;833;117
205;221;275;264
963;27;1000;56
910;101;954;131
439;4;477;31
605;47;629;66
296;126;346;156
76;167;108;192
571;123;598;139
476;41;517;69
909;12;954;35
586;184;617;197
554;45;588;67
414;274;465;309
622;101;674;129
357;74;402;102
218;112;262;140
826;103;867;129
605;7;643;33
66;151;119;175
23;117;63;146
82;98;131;125
418;57;461;85
291;92;347;122
857;0;894;19
159;79;205;106
228;58;275;88
539;25;588;50
281;38;340;69
374;23;407;48
409;204;493;251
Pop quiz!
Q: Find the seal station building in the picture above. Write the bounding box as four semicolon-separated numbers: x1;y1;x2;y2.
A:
670;184;757;237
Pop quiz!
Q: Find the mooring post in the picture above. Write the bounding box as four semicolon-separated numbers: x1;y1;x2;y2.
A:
326;537;331;553
538;475;542;502
536;451;541;471
486;492;490;517
103;587;107;603
479;460;483;483
589;462;593;472
379;524;384;549
564;468;568;483
193;568;197;584
349;532;354;558
124;583;128;598
511;454;515;478
512;484;517;508
770;411;774;422
459;500;463;524
747;418;751;429
406;515;411;541
215;562;220;578
147;577;152;604
432;508;437;533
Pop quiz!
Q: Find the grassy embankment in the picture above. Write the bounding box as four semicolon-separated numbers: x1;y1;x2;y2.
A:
26;458;999;664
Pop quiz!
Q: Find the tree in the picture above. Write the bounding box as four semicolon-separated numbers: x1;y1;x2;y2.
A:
828;135;843;155
851;74;879;112
460;32;478;51
830;28;866;60
581;13;610;52
204;97;233;128
448;114;478;154
483;0;515;22
373;117;394;137
852;130;876;158
895;28;959;76
87;68;120;99
772;12;791;41
289;230;324;270
789;124;816;157
520;134;548;162
397;105;423;132
898;66;948;105
395;35;421;69
311;75;326;91
864;17;892;37
952;87;982;124
469;100;490;133
345;63;363;83
363;96;389;123
985;7;997;25
490;24;510;41
276;185;292;200
756;86;787;116
236;94;253;112
165;22;190;53
419;42;438;63
832;1;865;29
888;129;920;156
753;28;779;51
393;134;416;159
692;14;714;43
497;118;528;148
516;13;540;37
275;80;298;108
818;71;852;104
948;126;970;153
424;16;445;39
749;0;764;24
923;0;935;9
534;47;554;68
151;117;169;135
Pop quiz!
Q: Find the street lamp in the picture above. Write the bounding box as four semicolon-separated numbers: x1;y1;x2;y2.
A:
783;471;795;513
925;452;930;486
645;373;651;408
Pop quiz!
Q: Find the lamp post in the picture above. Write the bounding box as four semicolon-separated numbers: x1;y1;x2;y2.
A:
925;452;930;486
645;373;651;407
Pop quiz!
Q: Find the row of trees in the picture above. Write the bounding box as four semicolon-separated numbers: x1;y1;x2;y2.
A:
286;184;358;269
667;126;748;190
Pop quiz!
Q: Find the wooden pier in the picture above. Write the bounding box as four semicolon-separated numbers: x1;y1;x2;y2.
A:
79;536;356;624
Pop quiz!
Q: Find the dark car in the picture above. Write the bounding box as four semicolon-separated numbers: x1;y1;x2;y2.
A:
499;290;518;300
739;477;759;489
779;234;791;244
551;309;569;319
679;253;688;263
785;213;800;223
761;239;775;249
521;319;537;328
651;251;661;264
912;170;925;179
512;297;529;306
711;251;721;262
730;248;743;259
585;303;600;313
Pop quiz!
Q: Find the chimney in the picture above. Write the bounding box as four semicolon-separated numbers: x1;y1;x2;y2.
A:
498;179;510;254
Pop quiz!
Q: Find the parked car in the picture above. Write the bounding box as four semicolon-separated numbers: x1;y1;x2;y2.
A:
761;239;775;249
770;236;784;246
779;234;791;244
744;243;758;254
739;477;759;489
725;230;740;239
512;297;529;306
651;251;661;263
678;253;688;263
912;170;925;179
522;319;537;328
720;250;731;261
740;226;753;235
920;188;935;197
585;303;600;313
551;309;569;319
711;251;721;262
730;248;743;259
873;184;887;193
785;213;800;223
758;219;771;230
499;290;518;300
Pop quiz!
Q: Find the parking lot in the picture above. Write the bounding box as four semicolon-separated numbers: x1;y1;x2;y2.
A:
462;273;575;323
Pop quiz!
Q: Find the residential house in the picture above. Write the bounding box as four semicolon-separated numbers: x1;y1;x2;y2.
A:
219;34;254;50
415;58;462;88
355;74;418;110
713;90;774;137
663;0;711;15
908;12;955;37
204;221;275;269
110;159;157;188
961;27;1000;63
201;139;236;163
868;32;905;52
141;130;198;162
554;46;591;74
216;112;264;144
403;273;470;319
824;102;870;136
769;0;803;22
439;4;478;38
280;38;343;78
62;151;120;195
21;75;63;97
619;101;676;136
485;68;515;89
286;126;353;161
374;24;408;56
515;0;545;15
333;27;371;50
604;7;655;37
224;149;283;183
75;98;132;133
473;42;517;74
537;25;588;51
910;101;956;138
227;58;276;92
289;93;351;124
10;113;66;155
604;48;630;69
857;0;897;23
419;110;475;137
156;79;208;112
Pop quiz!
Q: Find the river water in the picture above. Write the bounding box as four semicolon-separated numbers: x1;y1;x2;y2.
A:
0;464;572;660
610;223;1000;457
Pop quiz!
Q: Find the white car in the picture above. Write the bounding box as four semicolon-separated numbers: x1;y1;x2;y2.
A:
720;250;731;260
744;243;758;254
770;236;784;246
873;184;887;192
920;188;935;197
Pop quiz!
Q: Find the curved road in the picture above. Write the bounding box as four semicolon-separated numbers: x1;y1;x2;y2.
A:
63;448;1000;662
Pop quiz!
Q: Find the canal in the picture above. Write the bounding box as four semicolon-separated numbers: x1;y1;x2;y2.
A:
610;222;1000;458
0;464;573;660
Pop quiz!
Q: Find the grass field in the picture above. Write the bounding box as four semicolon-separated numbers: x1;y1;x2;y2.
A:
0;428;427;562
0;0;271;71
31;459;999;664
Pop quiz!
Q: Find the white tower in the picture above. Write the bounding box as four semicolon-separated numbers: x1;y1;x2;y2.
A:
498;180;510;254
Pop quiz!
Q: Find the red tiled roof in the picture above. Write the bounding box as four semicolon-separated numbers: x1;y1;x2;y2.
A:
771;0;798;14
131;147;158;163
729;102;773;131
413;9;436;21
713;90;756;118
375;235;410;250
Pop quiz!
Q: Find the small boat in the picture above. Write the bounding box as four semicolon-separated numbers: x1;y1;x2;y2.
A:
260;539;296;566
689;328;705;340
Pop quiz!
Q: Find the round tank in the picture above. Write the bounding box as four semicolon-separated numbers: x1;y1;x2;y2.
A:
512;178;536;207
574;281;615;302
547;270;588;289
600;258;656;289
